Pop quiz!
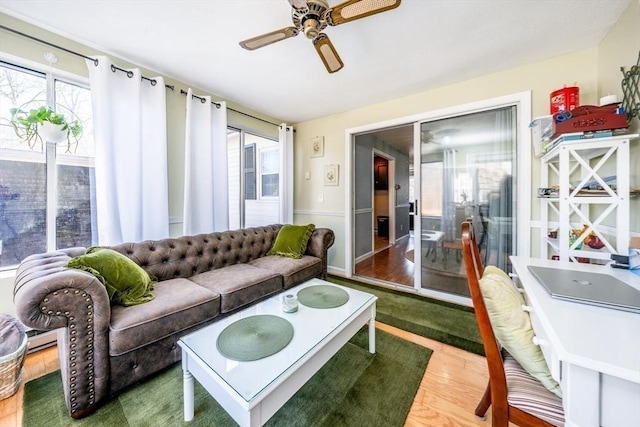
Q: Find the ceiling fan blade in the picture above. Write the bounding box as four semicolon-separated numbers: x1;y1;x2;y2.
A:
327;0;401;26
288;0;308;10
313;33;344;73
239;27;299;50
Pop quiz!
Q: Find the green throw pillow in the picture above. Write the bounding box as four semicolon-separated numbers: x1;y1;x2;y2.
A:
268;224;315;259
480;267;562;398
66;247;156;306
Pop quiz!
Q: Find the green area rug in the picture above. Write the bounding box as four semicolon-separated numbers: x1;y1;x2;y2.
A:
327;275;484;355
23;329;431;427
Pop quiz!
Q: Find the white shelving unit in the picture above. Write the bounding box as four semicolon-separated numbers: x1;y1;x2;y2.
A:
539;134;638;262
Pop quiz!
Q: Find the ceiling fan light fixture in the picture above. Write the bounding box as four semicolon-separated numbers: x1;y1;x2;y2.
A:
239;0;401;73
303;18;320;39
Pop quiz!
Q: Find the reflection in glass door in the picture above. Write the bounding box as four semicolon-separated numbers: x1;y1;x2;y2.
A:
415;107;517;298
227;129;280;229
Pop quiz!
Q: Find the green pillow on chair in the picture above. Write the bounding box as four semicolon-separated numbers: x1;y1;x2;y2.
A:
480;267;562;398
66;247;156;306
268;224;315;259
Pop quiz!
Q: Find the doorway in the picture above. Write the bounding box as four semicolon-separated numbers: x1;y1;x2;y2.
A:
346;92;532;306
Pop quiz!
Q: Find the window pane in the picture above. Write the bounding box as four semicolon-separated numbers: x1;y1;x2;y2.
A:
261;174;279;197
421;162;443;216
245;144;256;200
0;64;47;152
0;160;46;268
54;81;97;250
56;164;96;250
227;128;241;229
55;80;95;157
261;149;278;174
0;64;47;267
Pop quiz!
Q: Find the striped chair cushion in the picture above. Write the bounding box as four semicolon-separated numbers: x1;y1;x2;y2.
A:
504;354;565;426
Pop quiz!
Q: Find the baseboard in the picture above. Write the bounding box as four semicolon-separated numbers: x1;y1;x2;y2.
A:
26;329;57;353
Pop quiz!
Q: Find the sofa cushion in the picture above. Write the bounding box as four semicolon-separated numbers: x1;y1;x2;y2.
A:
109;278;220;356
66;247;156;306
268;224;315;259
189;264;283;313
249;255;322;289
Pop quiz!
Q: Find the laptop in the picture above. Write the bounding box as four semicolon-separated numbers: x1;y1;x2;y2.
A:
527;266;640;314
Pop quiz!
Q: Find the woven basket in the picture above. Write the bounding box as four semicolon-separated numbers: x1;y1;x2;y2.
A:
0;334;27;400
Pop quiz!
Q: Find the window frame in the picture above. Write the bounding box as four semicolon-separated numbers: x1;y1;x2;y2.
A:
0;55;94;270
259;147;279;198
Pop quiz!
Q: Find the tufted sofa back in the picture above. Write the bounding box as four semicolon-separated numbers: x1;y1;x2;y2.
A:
109;224;282;282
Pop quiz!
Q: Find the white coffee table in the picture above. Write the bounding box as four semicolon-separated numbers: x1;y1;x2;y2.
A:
178;278;377;426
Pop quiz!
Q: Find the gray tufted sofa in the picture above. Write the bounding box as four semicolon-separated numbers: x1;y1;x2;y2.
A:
13;224;334;419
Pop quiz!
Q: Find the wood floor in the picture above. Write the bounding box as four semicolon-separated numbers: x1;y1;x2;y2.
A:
0;323;510;427
355;233;415;286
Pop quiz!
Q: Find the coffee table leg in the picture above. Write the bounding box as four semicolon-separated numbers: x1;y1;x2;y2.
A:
183;362;194;421
368;306;376;354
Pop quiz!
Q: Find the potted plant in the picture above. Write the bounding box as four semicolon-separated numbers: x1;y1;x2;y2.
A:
9;106;83;153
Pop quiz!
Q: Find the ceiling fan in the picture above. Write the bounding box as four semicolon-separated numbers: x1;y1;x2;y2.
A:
239;0;401;74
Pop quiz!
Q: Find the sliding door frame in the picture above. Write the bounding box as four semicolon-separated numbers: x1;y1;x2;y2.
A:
345;91;532;306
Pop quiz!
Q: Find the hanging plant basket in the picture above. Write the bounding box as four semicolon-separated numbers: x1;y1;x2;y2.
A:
8;104;83;153
38;121;68;144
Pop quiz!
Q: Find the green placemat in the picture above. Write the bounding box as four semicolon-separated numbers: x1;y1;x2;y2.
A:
297;285;349;308
216;315;294;361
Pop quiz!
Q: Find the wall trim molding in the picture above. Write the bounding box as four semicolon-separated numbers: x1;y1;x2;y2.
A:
294;210;345;217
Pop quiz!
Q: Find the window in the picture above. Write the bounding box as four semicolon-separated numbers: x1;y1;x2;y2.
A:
0;61;96;269
260;148;279;197
227;129;280;228
244;144;256;200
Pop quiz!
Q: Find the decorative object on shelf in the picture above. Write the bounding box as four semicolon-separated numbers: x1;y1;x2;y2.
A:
8;105;83;153
550;104;629;140
310;136;324;157
282;294;299;313
324;164;339;186
620;51;640;122
550;84;579;114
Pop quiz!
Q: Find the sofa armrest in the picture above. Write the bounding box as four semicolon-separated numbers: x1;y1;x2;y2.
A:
305;228;335;279
13;248;112;418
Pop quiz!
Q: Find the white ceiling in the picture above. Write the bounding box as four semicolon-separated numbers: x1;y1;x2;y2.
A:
0;0;630;125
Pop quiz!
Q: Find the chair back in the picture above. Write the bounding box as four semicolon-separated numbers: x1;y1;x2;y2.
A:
461;221;509;414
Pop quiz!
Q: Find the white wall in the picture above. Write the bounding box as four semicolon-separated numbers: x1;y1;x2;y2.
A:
292;1;639;272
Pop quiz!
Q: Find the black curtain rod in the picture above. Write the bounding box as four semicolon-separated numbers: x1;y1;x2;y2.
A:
2;24;283;128
179;90;281;127
109;64;174;90
1;24;174;90
180;89;221;108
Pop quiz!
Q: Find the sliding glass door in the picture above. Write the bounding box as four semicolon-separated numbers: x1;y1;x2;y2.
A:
414;106;517;298
227;128;280;229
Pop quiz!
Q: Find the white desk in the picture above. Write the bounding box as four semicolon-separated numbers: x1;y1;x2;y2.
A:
511;256;640;427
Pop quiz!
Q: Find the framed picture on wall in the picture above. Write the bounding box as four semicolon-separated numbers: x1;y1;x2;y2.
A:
310;136;324;157
324;164;339;186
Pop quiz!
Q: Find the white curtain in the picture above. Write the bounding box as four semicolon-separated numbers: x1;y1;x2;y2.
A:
86;56;169;245
183;89;228;235
279;123;294;224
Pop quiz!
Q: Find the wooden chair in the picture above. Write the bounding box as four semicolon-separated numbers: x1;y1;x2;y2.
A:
460;221;564;427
